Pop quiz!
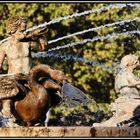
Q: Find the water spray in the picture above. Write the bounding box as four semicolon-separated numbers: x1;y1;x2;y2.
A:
48;18;140;45
47;30;140;52
0;3;139;45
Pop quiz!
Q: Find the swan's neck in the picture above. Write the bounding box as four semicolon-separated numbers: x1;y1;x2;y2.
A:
29;65;52;90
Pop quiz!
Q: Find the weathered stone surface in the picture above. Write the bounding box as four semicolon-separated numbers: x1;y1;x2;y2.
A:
64;127;92;137
0;127;49;137
110;97;140;116
0;127;139;137
48;127;65;137
93;127;140;137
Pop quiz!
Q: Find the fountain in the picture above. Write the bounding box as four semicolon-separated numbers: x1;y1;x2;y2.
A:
0;3;140;137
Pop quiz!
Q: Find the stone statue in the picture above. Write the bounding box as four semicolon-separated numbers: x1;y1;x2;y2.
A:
0;16;48;126
115;54;140;98
93;54;140;127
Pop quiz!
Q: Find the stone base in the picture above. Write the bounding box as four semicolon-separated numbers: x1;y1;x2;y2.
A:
0;127;140;137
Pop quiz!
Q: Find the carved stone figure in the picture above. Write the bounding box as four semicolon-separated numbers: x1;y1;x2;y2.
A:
115;54;140;98
92;54;140;127
0;16;48;126
0;16;48;74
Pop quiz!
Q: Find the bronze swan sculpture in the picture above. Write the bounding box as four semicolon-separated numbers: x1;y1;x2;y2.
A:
13;64;67;126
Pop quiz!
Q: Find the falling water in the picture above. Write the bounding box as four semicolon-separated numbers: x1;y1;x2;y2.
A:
33;52;99;65
48;18;140;45
0;116;9;127
47;30;140;52
32;52;112;73
32;30;140;72
0;3;139;45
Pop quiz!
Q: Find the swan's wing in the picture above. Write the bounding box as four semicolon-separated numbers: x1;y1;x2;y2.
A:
61;83;90;107
0;76;19;99
0;73;28;99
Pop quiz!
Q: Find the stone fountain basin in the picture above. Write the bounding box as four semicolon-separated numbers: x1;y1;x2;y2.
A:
0;127;140;137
